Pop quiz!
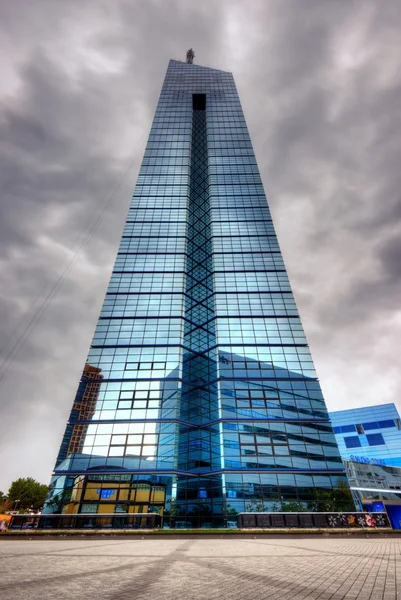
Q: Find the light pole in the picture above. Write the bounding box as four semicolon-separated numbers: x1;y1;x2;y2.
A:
13;499;20;511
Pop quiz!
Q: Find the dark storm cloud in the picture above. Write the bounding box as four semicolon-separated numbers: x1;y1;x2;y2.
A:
0;0;400;491
378;234;401;278
240;1;401;332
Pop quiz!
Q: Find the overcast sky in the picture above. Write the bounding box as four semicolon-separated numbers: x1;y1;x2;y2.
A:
0;0;400;493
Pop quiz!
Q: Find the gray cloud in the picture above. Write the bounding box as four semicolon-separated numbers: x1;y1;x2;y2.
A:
0;0;400;492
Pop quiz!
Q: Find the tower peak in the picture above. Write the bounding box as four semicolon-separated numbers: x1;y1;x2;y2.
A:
186;48;195;64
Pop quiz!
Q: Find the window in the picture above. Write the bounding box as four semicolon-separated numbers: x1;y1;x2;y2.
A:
366;433;385;446
125;363;139;371
356;424;364;434
378;420;395;428
98;489;116;499
344;436;361;449
362;422;379;430
340;425;356;433
81;504;98;513
125;361;166;371
193;94;206;110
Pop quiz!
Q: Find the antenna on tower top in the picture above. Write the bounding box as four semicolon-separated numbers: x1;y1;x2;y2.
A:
186;48;195;64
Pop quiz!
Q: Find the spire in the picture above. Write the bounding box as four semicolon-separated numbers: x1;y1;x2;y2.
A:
186;48;195;64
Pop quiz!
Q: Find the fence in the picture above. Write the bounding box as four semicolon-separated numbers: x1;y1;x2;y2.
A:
238;512;391;529
9;513;162;530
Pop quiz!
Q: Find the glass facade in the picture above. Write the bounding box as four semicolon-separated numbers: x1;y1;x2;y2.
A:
344;460;401;505
45;60;350;526
330;403;401;467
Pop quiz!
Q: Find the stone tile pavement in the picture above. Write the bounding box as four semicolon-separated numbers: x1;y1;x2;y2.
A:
0;537;400;599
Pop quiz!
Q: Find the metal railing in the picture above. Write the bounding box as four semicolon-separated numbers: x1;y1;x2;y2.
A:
9;513;162;530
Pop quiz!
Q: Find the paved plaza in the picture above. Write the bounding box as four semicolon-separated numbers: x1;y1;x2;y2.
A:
0;536;400;599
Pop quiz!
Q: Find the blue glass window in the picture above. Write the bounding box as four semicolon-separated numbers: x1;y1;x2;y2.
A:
378;420;395;428
340;425;356;433
332;426;341;434
362;422;379;430
97;489;116;499
366;433;385;446
344;436;361;448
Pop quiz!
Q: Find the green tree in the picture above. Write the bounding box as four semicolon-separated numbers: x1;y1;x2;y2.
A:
164;497;184;527
225;503;238;516
7;478;48;510
311;479;355;512
314;489;336;512
246;495;266;512
332;478;355;511
45;490;71;513
281;502;306;512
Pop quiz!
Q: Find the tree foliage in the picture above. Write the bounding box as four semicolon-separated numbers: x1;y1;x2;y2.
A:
281;502;306;512
308;479;355;512
45;490;71;513
7;478;48;510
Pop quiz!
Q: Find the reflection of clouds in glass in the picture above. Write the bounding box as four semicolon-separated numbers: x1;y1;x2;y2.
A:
218;346;316;378
81;417;160;460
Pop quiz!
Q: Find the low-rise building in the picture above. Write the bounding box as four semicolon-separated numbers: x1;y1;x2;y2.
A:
329;404;401;529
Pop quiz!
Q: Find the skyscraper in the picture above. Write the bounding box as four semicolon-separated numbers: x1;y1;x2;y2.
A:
45;57;351;526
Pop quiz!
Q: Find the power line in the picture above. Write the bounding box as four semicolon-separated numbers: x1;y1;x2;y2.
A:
0;137;147;384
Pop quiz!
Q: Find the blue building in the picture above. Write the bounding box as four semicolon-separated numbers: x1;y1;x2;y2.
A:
329;403;401;467
45;56;351;526
330;403;401;529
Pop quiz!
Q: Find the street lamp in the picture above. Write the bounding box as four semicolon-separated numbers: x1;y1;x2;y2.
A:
13;499;20;511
